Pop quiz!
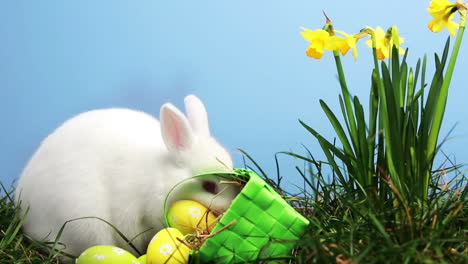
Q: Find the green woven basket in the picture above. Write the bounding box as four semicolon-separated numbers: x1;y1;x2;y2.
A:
190;169;310;263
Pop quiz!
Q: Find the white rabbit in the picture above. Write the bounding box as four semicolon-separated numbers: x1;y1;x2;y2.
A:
14;94;240;258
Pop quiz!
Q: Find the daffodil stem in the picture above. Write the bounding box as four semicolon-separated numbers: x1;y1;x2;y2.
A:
369;31;383;148
428;25;465;156
369;35;381;135
426;18;466;170
333;50;357;142
369;35;384;185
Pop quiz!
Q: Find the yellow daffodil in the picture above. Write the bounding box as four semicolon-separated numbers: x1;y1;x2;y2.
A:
333;30;359;60
427;0;459;36
301;27;361;60
300;27;333;59
365;26;405;60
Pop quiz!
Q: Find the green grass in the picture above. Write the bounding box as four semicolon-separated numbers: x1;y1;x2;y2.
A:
247;157;467;263
1;162;464;264
0;183;63;264
238;148;467;264
0;163;466;263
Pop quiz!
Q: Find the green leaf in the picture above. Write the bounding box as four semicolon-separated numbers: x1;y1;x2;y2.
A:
299;120;351;186
319;100;354;158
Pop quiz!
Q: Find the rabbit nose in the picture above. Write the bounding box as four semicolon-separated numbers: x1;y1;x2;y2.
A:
202;180;219;194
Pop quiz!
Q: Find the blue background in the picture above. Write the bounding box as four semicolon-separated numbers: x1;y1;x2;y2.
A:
1;1;466;190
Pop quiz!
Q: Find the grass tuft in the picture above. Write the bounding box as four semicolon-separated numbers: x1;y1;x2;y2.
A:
0;183;64;264
241;149;467;263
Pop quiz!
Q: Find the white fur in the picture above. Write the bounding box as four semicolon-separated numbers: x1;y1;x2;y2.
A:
14;95;238;257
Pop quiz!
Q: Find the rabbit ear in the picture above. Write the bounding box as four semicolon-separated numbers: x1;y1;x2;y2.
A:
160;103;194;152
184;94;210;137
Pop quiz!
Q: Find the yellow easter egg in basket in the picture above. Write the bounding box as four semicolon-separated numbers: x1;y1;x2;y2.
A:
167;200;218;235
146;227;189;264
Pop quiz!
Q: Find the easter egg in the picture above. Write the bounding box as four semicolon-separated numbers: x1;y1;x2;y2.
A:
147;228;189;264
167;200;218;235
76;245;140;264
137;254;147;264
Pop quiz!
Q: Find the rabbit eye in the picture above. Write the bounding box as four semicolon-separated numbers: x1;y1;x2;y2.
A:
202;180;218;194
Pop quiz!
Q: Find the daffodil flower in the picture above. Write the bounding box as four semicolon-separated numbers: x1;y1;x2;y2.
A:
333;30;359;60
300;27;334;59
301;27;360;59
427;0;459;36
365;26;405;60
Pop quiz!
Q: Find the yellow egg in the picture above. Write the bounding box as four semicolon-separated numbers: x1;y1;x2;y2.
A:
167;200;218;235
137;254;147;264
76;245;139;264
146;228;189;264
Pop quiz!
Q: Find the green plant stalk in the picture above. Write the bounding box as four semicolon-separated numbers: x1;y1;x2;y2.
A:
425;14;466;200
368;34;380;196
332;50;362;192
372;52;403;193
377;63;406;220
333;50;358;148
368;31;390;202
367;30;409;221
